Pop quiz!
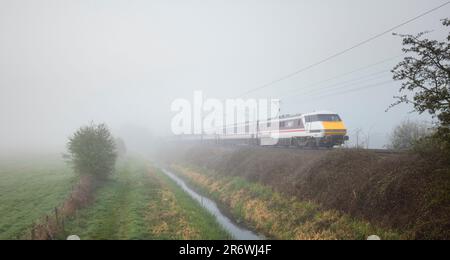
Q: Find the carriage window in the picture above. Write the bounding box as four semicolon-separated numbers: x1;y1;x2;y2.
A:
298;119;304;128
280;121;285;127
286;121;294;128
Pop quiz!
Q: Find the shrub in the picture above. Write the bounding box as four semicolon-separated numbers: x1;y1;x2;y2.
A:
67;123;117;179
412;135;450;165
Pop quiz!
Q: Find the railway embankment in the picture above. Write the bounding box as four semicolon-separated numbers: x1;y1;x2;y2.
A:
160;144;450;239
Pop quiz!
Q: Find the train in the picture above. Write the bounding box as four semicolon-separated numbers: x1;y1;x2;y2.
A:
200;111;349;148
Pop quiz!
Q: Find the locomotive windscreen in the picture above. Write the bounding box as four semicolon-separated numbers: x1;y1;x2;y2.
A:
306;114;341;122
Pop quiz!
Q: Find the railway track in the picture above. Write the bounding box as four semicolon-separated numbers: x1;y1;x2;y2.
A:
190;142;403;154
365;149;403;154
264;146;402;154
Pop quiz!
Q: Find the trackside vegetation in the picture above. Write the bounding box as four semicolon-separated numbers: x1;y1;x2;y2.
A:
171;164;403;240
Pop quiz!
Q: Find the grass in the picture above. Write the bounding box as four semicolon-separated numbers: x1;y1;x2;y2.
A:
171;164;404;240
0;156;76;239
168;145;450;239
62;158;230;240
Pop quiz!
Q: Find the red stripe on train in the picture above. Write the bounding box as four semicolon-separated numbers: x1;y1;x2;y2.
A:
259;129;306;133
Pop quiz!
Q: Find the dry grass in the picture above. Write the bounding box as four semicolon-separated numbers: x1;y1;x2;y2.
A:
160;144;450;239
145;169;201;239
29;175;97;240
172;165;401;240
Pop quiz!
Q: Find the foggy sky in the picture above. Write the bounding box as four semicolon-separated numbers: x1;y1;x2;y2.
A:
1;0;449;154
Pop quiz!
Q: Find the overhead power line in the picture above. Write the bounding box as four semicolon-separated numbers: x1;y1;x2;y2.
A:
280;69;391;99
298;80;394;104
240;1;450;97
279;53;403;95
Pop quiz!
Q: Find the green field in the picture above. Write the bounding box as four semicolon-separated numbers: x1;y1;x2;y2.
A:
62;159;230;240
0;156;76;239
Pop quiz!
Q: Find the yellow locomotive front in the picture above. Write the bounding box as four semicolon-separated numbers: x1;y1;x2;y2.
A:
304;112;349;147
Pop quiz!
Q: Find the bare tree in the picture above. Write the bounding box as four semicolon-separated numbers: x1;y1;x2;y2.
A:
387;120;431;150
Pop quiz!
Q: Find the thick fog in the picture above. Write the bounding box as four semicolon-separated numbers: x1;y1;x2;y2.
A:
1;0;449;155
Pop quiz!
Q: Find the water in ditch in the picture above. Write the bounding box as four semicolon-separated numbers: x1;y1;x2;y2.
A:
160;168;263;240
